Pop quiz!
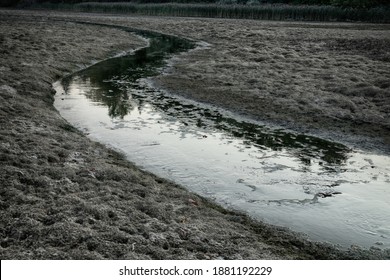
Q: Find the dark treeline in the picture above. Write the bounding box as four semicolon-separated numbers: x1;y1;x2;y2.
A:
4;0;389;9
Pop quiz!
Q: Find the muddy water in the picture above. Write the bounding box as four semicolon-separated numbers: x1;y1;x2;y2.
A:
54;30;390;250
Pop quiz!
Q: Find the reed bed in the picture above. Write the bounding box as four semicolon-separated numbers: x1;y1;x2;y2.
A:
33;2;390;23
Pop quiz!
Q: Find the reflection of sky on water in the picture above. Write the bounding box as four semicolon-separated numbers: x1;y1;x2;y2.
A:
54;30;390;250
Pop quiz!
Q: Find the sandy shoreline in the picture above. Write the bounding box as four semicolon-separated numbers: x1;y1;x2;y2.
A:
0;10;389;259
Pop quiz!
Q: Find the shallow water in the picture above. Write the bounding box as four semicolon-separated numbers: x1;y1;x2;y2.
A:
54;29;390;249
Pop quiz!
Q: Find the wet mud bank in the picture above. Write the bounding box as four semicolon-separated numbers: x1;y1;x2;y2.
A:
1;10;389;259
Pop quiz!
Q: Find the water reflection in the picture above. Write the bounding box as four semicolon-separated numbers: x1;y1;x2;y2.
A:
62;31;194;118
64;69;350;166
56;28;390;249
62;26;350;165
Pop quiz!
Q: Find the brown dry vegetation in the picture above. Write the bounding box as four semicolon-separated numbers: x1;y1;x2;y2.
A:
1;10;389;259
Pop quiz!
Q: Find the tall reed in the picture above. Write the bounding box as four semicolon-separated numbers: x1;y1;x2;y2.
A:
32;2;390;23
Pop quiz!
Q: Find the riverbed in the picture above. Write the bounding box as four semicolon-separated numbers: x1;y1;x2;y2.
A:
2;9;389;259
54;26;390;249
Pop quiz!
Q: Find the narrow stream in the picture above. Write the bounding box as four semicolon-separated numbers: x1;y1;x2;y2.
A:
54;28;390;250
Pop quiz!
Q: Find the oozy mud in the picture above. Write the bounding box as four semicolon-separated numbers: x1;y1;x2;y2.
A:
54;28;390;250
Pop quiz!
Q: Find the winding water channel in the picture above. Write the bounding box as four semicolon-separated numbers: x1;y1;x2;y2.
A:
54;28;390;250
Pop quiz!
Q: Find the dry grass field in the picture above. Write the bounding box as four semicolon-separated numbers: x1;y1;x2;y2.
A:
1;9;389;259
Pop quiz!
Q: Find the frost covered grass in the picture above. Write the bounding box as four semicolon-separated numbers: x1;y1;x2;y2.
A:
1;9;389;260
3;10;367;260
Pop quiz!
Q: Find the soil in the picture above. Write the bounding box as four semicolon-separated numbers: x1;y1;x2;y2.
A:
0;9;389;259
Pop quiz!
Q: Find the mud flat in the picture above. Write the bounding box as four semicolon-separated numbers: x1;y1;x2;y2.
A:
0;10;389;259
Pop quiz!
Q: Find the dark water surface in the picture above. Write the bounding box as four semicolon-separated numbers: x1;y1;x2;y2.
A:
55;29;390;249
